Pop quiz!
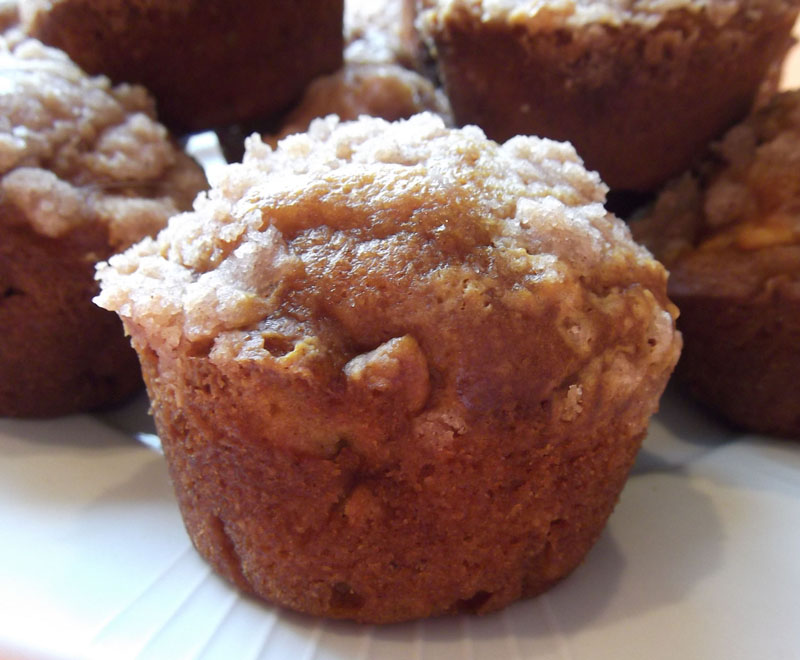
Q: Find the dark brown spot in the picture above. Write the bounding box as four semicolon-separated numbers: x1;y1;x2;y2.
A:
262;334;295;357
329;582;365;613
454;590;492;613
2;286;24;299
186;338;214;358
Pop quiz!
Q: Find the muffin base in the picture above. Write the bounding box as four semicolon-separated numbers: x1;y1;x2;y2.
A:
672;285;800;437
139;345;646;624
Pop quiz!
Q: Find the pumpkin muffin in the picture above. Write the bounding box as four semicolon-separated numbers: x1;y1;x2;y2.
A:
415;0;800;191
0;37;207;417
633;90;800;437
96;113;680;623
18;0;344;133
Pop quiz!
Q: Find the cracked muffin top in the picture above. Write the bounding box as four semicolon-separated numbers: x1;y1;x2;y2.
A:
97;113;680;457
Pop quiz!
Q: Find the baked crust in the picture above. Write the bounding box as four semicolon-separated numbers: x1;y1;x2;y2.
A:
0;208;143;416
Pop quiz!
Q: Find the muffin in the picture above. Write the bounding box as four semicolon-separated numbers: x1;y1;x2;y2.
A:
18;0;344;133
633;90;800;437
0;36;207;417
415;0;800;192
96;114;681;623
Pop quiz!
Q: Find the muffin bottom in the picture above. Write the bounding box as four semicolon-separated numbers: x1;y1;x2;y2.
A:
673;289;800;437
22;0;345;133
141;346;645;624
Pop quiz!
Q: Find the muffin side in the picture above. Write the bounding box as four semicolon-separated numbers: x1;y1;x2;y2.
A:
19;0;345;133
416;0;800;191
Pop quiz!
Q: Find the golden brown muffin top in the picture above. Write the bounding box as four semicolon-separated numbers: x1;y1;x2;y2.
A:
0;36;206;248
419;0;798;30
634;90;800;297
97;114;679;455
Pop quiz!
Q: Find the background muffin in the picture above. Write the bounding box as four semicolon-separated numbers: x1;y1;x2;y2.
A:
0;37;207;417
18;0;344;133
415;0;800;192
262;62;452;147
633;90;800;437
97;113;680;623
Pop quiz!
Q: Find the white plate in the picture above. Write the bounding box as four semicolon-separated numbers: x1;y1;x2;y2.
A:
5;93;800;658
1;385;799;660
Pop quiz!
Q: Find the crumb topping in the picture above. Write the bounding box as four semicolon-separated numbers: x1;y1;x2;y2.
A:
0;36;206;247
98;113;658;339
636;91;800;260
98;113;678;455
345;0;416;65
